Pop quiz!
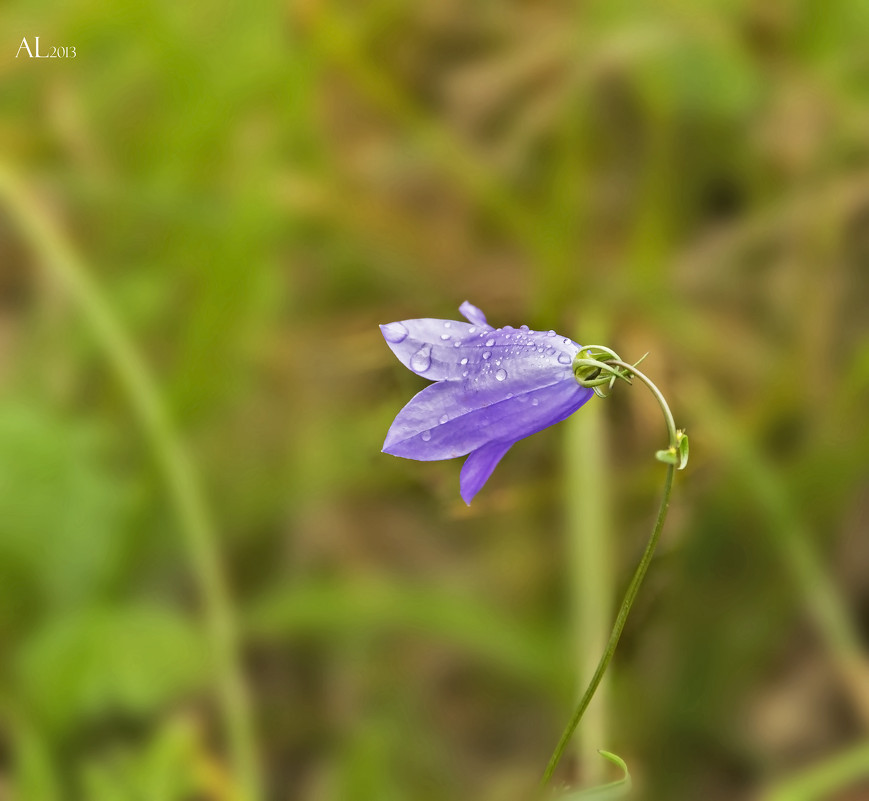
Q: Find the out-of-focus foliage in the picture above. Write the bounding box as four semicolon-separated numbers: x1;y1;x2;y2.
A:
1;1;868;800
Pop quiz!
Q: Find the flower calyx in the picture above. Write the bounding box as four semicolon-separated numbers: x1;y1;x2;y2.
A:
573;346;689;470
572;345;646;399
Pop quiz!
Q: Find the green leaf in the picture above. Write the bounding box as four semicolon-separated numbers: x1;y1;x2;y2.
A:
555;751;632;800
16;605;208;736
0;402;131;611
655;447;679;465
78;717;203;801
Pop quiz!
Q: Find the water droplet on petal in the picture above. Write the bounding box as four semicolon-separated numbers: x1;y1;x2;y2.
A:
439;414;449;424
421;430;432;441
440;333;451;341
531;398;539;406
495;369;507;381
444;321;451;328
537;346;544;353
558;352;571;365
547;330;556;337
462;370;469;377
520;324;529;332
545;347;556;356
506;392;513;399
504;325;513;332
382;322;408;343
460;357;468;365
482;351;491;360
410;345;432;373
486;338;495;347
454;341;461;348
468;326;476;334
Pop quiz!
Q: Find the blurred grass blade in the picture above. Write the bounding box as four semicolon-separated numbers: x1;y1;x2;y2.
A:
0;163;261;801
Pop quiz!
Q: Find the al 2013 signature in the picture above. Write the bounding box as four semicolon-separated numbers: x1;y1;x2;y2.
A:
16;37;76;58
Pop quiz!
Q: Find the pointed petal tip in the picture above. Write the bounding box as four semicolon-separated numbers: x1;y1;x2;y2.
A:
380;321;410;345
458;301;489;328
459;440;513;505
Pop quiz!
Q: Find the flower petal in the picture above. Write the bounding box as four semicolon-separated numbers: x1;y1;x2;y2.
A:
379;317;481;380
460;440;513;504
382;375;593;460
382;312;581;385
459;301;490;328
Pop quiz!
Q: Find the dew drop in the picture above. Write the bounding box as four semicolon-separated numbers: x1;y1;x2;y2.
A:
545;347;556;356
454;341;461;348
382;322;408;343
444;321;451;328
558;352;571;365
495;368;507;381
494;359;501;365
482;351;491;360
504;325;513;332
537;346;545;353
485;338;495;347
520;324;529;332
421;430;432;441
547;330;556;337
531;398;539;406
410;345;432;373
439;414;449;425
440;333;451;341
462;370;469;377
468;326;476;334
460;357;469;365
506;392;514;399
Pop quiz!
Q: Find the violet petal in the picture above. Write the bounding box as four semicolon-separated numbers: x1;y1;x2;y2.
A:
459;301;490;328
381;316;580;384
460;440;514;504
382;377;592;460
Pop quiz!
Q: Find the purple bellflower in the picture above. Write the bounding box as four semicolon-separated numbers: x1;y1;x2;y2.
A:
380;301;594;504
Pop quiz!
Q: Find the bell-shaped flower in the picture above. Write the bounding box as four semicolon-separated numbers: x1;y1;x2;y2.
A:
380;301;594;504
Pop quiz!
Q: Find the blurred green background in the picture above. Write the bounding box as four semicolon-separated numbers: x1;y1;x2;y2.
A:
1;1;868;799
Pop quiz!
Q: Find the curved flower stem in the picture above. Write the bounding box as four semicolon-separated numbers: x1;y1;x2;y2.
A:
0;165;261;801
542;360;680;787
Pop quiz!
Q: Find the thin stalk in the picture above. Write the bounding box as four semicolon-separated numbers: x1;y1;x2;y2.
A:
0;165;261;801
542;361;680;786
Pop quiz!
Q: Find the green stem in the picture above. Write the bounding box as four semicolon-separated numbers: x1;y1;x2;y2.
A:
542;361;679;787
0;164;261;801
